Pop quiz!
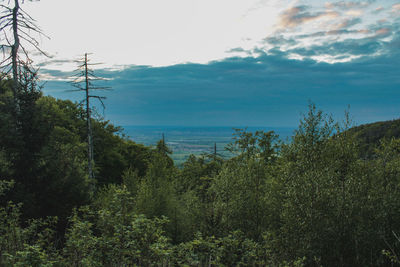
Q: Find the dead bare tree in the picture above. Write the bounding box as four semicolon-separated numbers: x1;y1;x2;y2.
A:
0;0;48;106
69;53;111;182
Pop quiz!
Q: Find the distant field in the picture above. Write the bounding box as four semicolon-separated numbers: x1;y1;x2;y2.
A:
122;126;295;166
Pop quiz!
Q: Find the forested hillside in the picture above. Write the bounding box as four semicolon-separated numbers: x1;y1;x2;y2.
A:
347;119;400;158
1;75;400;266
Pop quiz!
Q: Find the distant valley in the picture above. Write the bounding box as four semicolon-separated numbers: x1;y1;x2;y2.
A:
122;125;295;165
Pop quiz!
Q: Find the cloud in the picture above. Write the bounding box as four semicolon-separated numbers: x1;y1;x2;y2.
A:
263;35;298;46
38;73;71;82
41;34;400;127
393;3;400;11
35;0;400;127
263;0;399;65
36;59;81;73
292;28;367;40
392;3;400;15
345;10;364;17
263;27;370;55
279;24;394;60
278;5;339;28
325;1;375;10
372;6;384;14
358;29;370;34
295;39;379;58
374;28;391;37
263;24;388;60
37;59;77;68
226;47;252;56
39;69;74;80
332;18;362;30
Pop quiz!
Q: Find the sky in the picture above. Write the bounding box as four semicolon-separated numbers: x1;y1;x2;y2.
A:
9;0;400;127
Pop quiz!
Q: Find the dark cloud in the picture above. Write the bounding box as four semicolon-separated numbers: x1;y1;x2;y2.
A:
264;18;398;60
42;37;400;127
288;32;387;57
40;1;400;127
295;28;365;39
226;47;252;55
325;1;375;10
37;59;77;68
40;68;74;77
264;35;298;46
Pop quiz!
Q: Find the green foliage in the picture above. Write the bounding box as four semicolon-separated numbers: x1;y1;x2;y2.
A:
0;78;153;231
64;186;172;266
63;208;100;266
122;167;141;196
227;128;278;162
0;181;60;266
179;154;222;193
4;71;400;266
155;138;174;168
135;155;177;219
211;158;270;239
347;118;400;158
13;96;92;226
92;121;153;185
175;154;223;239
4;244;55;267
217;230;262;266
211;128;279;240
173;232;219;266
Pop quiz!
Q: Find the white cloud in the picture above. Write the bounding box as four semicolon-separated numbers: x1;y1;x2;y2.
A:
22;0;284;70
13;0;397;70
345;9;364;17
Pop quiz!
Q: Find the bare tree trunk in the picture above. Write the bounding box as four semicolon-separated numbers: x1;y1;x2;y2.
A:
70;53;110;186
11;0;20;108
84;53;94;180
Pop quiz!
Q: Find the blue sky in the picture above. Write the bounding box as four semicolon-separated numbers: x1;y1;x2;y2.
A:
16;0;400;127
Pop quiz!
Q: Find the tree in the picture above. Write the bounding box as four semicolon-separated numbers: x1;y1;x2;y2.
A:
64;187;172;266
0;0;47;109
209;129;279;240
227;128;278;163
70;53;111;182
